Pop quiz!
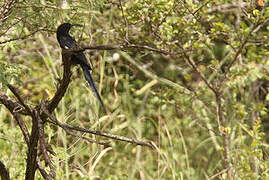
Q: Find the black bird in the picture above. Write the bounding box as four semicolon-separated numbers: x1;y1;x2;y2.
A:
56;23;105;109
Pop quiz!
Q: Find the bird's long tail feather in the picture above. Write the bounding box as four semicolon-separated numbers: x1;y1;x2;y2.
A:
80;64;105;109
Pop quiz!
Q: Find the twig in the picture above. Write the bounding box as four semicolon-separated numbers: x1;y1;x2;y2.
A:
208;168;230;180
215;90;232;179
36;157;50;180
179;0;199;23
179;44;217;94
41;103;154;148
13;112;31;145
0;28;53;44
74;44;189;56
59;125;110;147
41;101;110;147
0;92;30;144
63;122;154;148
0;91;30;115
0;12;37;37
119;0;129;42
193;0;212;15
7;84;32;114
253;18;269;33
224;17;265;77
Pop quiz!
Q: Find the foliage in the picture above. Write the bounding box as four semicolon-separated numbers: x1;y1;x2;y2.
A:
0;0;268;179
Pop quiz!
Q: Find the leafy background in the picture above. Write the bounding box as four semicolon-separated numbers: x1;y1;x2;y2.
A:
0;0;268;179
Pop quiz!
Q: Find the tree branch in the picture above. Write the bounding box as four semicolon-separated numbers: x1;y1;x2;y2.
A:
57;120;154;148
0;91;30;115
0;160;10;180
0;91;31;144
0;28;53;44
25;109;39;180
47;52;72;113
178;44;217;94
7;84;32;114
37;111;55;179
224;13;266;77
73;44;189;56
41;103;154;149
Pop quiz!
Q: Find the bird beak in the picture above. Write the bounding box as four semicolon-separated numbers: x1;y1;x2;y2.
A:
71;24;83;27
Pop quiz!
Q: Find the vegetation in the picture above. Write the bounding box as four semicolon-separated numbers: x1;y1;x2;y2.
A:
0;0;268;179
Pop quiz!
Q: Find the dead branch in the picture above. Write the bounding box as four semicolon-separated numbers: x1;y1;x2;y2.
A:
0;160;10;180
72;44;189;56
41;101;154;149
25;109;39;180
7;84;32;114
0;92;31;144
37;111;55;179
0;28;54;44
47;52;72;113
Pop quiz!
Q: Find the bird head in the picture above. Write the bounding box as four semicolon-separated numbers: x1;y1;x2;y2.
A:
57;23;82;35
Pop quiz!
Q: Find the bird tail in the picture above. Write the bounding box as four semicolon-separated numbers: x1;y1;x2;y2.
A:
80;64;105;109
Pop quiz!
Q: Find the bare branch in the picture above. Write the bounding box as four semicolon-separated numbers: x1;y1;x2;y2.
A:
59;121;154;148
36;158;51;180
208;168;230;180
0;91;31;144
41;103;154;149
25;109;39;180
72;44;189;56
58;124;111;147
0;160;10;180
0;28;54;44
37;112;55;179
0;91;29;115
193;0;212;15
224;17;265;77
47;52;72;113
7;84;32;114
178;44;217;94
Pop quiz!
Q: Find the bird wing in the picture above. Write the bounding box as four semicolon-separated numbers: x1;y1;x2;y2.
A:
59;36;77;49
59;36;92;70
72;52;92;70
